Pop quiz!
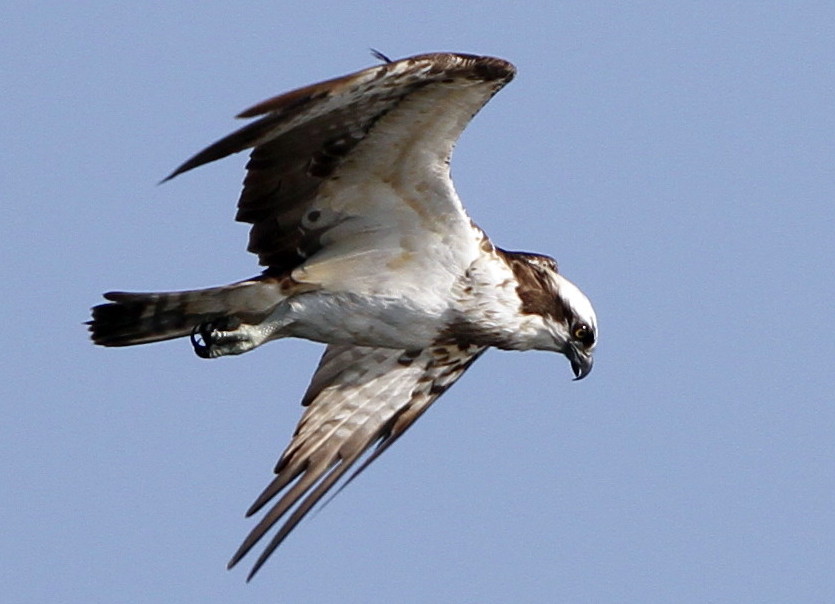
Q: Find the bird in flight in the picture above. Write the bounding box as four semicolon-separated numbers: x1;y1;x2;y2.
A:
88;52;598;580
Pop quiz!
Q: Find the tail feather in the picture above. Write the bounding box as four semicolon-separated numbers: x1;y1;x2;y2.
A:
88;278;285;347
89;291;215;347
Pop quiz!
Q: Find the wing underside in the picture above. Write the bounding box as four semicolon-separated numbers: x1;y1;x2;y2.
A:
165;53;515;277
230;343;485;580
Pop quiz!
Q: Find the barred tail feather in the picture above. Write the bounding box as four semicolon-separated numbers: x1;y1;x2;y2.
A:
88;277;285;347
88;290;217;347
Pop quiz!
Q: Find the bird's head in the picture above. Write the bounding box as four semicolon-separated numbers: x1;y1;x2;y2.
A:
548;272;597;380
506;252;597;380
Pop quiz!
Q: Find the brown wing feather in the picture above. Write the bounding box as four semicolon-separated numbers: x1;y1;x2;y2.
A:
162;53;515;274
228;343;486;580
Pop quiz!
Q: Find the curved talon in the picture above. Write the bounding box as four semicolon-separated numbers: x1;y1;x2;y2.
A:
190;323;212;358
190;316;245;358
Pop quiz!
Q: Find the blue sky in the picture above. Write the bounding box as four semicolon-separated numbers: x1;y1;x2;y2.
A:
3;2;834;602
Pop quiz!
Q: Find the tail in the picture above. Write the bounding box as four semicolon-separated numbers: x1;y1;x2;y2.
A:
88;277;285;347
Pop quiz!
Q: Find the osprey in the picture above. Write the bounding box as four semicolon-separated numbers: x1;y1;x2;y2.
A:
89;52;597;579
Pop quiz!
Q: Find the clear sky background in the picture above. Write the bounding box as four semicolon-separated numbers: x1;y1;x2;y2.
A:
3;2;833;603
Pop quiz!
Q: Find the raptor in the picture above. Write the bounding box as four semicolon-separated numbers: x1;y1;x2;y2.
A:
89;52;598;579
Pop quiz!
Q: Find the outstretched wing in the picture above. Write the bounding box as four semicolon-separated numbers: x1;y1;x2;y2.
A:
229;343;486;580
164;53;515;293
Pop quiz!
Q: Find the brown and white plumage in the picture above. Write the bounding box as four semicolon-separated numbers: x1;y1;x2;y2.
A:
165;52;515;275
231;343;485;579
89;52;598;579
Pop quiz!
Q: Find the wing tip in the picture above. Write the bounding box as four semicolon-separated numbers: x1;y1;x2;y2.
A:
408;51;516;82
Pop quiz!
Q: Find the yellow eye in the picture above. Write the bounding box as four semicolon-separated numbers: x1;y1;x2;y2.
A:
573;323;594;346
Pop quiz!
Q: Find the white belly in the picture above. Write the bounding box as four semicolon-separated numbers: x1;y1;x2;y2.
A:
276;291;449;349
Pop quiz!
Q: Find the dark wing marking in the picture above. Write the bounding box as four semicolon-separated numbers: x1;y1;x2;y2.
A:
163;53;515;274
229;343;485;580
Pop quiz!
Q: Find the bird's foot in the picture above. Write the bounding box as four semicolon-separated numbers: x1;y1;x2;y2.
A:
190;317;260;358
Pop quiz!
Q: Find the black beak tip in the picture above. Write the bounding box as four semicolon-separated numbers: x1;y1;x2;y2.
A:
571;356;593;381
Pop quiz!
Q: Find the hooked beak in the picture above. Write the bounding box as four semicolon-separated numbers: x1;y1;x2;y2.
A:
565;345;594;381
